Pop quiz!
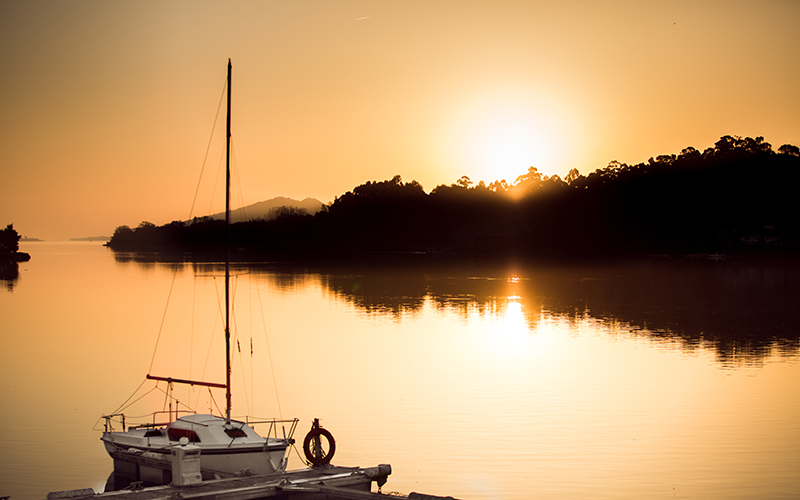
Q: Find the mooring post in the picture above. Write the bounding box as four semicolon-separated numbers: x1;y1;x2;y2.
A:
312;418;322;462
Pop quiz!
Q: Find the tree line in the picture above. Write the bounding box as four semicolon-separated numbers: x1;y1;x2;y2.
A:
107;135;800;259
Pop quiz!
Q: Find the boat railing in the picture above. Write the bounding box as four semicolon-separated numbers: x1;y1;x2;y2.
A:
245;417;300;442
102;412;299;440
102;410;197;433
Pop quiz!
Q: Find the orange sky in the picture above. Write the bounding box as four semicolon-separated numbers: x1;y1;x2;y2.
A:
2;1;799;241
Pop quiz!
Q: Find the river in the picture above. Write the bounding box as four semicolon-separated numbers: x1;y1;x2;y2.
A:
1;242;798;499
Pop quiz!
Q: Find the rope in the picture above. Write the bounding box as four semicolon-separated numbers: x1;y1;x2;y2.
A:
213;275;225;334
193;303;219;410
230;140;248;221
291;439;310;467
249;274;254;415
230;275;253;416
208;387;223;416
188;75;228;220
95;381;178;431
151;384;196;420
148;266;181;374
236;328;252;416
108;378;149;416
189;274;197;398
162;382;170;412
207;148;226;217
255;277;283;420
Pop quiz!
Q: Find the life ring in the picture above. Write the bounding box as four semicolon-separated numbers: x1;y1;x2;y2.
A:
303;427;336;466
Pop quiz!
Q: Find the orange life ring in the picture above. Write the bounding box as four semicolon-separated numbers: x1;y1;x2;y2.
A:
303;427;336;466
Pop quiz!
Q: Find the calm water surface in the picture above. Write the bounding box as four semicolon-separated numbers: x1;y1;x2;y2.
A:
1;242;798;499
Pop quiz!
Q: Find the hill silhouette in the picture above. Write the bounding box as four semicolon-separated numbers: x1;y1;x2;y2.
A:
107;135;800;260
202;196;325;223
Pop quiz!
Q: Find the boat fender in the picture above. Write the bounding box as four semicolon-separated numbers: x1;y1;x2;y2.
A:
302;427;336;466
142;451;168;461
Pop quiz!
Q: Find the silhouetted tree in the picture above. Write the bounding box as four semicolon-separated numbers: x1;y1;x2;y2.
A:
268;206;309;221
455;175;473;188
488;179;509;192
0;224;21;257
111;225;133;242
514;166;543;185
565;168;581;185
678;147;701;162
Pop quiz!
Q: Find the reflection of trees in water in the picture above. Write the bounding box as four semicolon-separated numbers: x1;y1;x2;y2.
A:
114;256;319;293
241;264;317;292
1;261;20;291
321;271;428;316
109;253;800;365
316;259;800;365
558;261;800;365
112;251;190;275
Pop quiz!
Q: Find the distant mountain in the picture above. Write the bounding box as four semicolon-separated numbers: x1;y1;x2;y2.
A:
70;236;111;242
201;197;325;223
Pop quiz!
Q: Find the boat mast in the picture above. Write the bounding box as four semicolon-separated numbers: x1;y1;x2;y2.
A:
225;59;232;425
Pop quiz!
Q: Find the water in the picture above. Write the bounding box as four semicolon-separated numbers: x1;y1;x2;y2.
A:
1;242;799;499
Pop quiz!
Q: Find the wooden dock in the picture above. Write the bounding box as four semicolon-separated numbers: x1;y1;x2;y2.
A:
45;465;456;500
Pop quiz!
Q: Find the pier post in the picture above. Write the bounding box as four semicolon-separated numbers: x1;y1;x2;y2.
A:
171;439;202;486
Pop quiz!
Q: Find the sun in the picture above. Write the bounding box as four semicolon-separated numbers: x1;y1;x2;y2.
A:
474;119;549;184
444;91;572;186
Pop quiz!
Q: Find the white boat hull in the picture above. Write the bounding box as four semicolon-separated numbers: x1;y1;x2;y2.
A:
101;414;293;488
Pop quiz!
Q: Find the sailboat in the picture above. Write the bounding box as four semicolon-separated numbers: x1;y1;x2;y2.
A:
100;60;299;487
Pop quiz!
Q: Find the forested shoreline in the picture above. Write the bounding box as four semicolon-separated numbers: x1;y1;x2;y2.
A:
107;135;800;260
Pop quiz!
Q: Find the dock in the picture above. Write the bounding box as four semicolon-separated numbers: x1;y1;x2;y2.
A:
45;465;456;500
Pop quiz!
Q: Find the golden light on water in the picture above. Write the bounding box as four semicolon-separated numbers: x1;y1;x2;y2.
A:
478;299;530;357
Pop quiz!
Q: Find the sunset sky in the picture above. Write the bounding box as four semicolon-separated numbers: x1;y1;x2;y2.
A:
2;1;798;241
